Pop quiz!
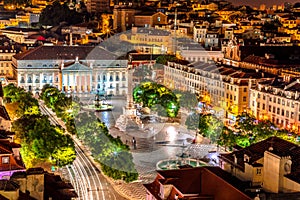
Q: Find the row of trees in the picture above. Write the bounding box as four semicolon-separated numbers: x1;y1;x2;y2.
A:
76;112;138;182
40;85;78;135
186;112;300;150
3;84;76;168
40;85;138;182
133;82;180;117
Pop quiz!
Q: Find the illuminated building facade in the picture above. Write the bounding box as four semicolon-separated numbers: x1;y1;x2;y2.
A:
250;77;300;133
12;46;128;96
164;60;274;121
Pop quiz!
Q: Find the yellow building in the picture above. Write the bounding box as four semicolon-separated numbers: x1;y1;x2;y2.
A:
192;2;218;11
164;60;273;121
121;27;173;54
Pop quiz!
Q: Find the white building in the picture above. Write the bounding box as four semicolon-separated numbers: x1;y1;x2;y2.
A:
193;25;207;43
179;48;223;63
12;46;128;96
250;77;300;133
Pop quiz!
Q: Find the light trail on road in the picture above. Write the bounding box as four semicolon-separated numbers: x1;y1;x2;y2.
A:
39;100;122;200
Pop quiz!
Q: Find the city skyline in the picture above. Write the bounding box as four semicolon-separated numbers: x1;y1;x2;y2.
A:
229;0;299;7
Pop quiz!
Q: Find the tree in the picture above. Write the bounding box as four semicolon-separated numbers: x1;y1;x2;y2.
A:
52;147;76;167
218;126;235;151
12;114;76;167
39;1;84;26
75;112;138;182
235;113;256;135
133;82;180;117
174;90;198;110
185;112;200;130
198;114;223;143
3;84;41;117
155;55;177;65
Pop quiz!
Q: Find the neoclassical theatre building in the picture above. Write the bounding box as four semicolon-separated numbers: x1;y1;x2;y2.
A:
12;46;128;96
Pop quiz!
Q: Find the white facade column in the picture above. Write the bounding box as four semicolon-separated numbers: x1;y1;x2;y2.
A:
73;73;76;92
67;74;70;91
85;73;88;92
40;73;43;86
78;73;81;92
52;72;55;86
25;74;28;87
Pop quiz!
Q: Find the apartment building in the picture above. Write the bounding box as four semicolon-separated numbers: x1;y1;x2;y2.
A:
193;25;207;43
164;60;274;121
179;48;223;63
250;77;300;132
86;0;110;14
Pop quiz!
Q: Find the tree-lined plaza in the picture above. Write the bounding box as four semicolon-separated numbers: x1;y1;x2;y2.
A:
40;85;138;182
4;84;76;168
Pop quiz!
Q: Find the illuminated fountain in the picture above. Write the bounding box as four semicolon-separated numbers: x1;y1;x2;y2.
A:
156;144;207;170
82;94;114;111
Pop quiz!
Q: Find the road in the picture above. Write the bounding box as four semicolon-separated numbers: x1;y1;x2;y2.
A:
39;102;127;200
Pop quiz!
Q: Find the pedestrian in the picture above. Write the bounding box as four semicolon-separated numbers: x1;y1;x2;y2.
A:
132;137;136;149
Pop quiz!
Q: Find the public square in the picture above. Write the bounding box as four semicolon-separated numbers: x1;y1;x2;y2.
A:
87;96;226;200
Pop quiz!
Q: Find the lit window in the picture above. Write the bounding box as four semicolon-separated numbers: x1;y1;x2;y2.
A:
2;157;9;164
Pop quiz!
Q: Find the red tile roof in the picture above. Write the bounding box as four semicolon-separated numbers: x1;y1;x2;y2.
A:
13;46;118;61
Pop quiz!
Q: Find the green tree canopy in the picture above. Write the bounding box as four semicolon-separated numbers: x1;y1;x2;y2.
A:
133;82;180;117
12;114;76;167
174;90;198;110
155;55;177;65
3;84;40;118
40;84;78;134
198;114;223;143
75;112;138;182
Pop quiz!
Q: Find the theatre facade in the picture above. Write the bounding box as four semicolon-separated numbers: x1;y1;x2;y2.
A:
12;45;128;96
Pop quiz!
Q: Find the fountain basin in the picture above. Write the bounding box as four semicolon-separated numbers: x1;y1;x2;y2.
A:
156;158;206;170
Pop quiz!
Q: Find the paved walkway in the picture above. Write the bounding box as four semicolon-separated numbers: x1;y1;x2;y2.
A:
105;122;214;200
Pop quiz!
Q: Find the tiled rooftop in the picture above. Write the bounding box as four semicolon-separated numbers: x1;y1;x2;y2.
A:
13;46;118;61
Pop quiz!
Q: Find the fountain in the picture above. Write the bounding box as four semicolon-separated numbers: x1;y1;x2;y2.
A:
82;93;114;111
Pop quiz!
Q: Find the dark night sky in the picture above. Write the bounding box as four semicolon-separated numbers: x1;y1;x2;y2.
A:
228;0;299;7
